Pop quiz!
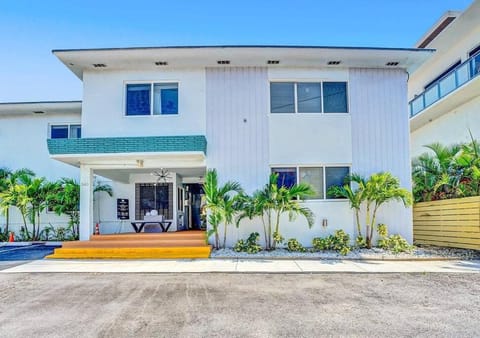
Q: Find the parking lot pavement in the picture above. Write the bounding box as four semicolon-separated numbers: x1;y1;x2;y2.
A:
0;272;478;337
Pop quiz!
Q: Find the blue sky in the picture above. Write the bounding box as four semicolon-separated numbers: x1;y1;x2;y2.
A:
0;0;472;102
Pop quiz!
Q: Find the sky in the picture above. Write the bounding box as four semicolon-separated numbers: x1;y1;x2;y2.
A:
0;0;473;102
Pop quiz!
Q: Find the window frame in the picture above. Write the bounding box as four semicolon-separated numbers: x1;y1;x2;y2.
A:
124;80;180;117
269;81;348;114
49;123;82;139
271;164;351;201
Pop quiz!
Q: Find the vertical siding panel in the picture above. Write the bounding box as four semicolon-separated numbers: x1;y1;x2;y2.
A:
206;67;269;193
349;68;413;241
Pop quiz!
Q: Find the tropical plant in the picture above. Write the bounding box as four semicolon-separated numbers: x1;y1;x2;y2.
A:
412;135;480;202
48;178;81;239
237;173;315;250
286;238;306;252
0;168;35;234
203;169;242;249
327;174;365;239
233;232;262;254
329;172;412;248
312;229;351;255
93;179;114;223
376;224;413;253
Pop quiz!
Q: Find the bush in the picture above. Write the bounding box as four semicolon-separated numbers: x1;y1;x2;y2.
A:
286;238;306;252
312;230;351;256
376;224;413;253
234;232;262;254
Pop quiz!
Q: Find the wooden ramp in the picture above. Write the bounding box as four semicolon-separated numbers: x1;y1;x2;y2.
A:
46;230;211;259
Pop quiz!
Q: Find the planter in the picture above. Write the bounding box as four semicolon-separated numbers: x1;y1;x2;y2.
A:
413;196;480;250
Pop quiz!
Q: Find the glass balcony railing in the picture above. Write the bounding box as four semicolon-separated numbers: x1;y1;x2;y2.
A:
409;52;480;117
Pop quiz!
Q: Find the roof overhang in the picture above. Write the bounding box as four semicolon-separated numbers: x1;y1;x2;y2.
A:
0;101;81;116
52;45;435;80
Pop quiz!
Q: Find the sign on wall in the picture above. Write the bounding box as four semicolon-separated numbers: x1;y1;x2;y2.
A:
117;198;129;220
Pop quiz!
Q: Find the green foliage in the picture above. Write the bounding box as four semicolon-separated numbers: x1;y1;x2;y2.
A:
376;224;413;254
412;135;480;202
329;172;412;248
236;173;315;250
233;232;262;254
286;238;306;252
355;236;367;248
312;230;351;256
203;169;242;249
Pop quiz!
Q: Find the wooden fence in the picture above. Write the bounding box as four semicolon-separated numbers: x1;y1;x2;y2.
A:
413;196;480;250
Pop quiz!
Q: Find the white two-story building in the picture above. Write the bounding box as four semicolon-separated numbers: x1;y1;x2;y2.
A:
409;0;480;157
0;45;432;245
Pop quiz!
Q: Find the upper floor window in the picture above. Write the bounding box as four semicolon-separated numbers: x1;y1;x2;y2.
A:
50;124;81;139
270;81;348;114
126;82;178;116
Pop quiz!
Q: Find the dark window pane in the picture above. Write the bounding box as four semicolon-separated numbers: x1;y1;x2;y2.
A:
323;82;348;113
153;83;178;115
270;83;295;113
51;125;68;139
126;84;151;116
297;83;321;113
325;167;350;198
70;125;81;139
272;168;297;188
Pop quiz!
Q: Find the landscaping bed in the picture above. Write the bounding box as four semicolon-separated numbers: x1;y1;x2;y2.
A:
211;245;480;260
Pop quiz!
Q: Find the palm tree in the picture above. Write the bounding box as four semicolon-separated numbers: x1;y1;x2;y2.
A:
362;172;412;248
328;174;366;240
236;191;270;249
238;173;314;250
203;169;242;249
48;178;81;239
0;168;35;236
93;179;114;223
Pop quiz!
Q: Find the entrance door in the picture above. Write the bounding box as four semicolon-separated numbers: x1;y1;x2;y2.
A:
184;184;205;230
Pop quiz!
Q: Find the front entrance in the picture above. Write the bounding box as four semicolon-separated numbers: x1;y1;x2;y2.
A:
182;183;205;231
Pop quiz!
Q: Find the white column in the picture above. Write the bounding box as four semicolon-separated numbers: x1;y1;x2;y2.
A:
79;165;94;240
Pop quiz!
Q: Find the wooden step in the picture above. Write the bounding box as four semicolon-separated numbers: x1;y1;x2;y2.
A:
62;239;208;248
46;246;211;259
90;231;206;241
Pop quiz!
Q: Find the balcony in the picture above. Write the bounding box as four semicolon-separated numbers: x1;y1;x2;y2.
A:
409;52;480;118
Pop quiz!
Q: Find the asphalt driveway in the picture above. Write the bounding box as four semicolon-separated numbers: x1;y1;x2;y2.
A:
0;273;478;337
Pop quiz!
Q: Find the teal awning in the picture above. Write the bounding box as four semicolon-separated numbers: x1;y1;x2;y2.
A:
47;135;207;155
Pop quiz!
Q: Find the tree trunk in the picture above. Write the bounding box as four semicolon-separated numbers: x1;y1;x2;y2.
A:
355;209;362;239
272;211;281;249
215;231;219;250
223;222;227;249
5;208;9;234
261;216;268;250
267;211;272;250
365;204;371;248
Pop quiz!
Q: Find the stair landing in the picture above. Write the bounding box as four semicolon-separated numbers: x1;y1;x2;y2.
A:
46;231;211;259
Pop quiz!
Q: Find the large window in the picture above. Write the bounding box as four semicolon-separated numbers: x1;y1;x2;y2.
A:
270;81;348;114
50;124;81;139
272;166;350;200
126;82;178;116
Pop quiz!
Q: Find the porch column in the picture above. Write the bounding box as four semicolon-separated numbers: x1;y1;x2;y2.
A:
79;165;94;240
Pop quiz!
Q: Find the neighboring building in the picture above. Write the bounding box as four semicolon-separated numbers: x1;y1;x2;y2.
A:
0;45;432;245
409;0;480;157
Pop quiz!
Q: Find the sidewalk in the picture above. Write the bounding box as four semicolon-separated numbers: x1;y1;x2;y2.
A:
1;258;479;273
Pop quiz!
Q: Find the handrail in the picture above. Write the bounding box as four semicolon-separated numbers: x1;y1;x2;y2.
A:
409;51;480;117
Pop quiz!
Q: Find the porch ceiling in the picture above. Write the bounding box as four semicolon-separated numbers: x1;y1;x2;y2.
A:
95;167;206;183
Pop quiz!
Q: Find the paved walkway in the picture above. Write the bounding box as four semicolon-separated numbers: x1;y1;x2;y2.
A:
1;258;479;273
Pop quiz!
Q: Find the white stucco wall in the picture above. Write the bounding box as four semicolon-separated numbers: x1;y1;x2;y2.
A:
411;96;480;157
81;69;206;138
0;112;80;234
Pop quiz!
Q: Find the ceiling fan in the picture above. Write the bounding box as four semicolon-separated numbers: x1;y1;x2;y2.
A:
151;168;171;183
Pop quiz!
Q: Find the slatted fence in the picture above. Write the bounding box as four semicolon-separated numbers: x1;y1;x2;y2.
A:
413;196;480;250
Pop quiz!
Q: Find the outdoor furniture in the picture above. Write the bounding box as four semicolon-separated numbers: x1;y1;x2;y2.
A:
130;220;173;233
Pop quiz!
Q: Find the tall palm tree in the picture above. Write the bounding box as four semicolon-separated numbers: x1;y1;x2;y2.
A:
203;169;242;249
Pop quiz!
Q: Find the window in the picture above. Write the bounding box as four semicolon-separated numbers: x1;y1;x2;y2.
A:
323;82;348;113
50;124;81;139
270;81;348;113
272;166;350;200
126;82;178;116
325;167;350;198
271;167;297;188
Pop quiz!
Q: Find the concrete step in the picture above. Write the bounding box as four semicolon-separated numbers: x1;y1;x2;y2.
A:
46;246;212;259
62;239;208;248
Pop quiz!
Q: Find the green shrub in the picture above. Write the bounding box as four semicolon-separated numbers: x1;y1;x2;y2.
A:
286;238;306;252
273;231;284;246
233;232;262;254
355;236;367;248
312;230;351;256
376;224;413;253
